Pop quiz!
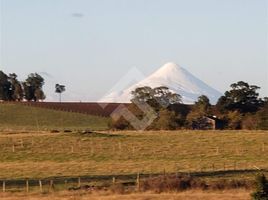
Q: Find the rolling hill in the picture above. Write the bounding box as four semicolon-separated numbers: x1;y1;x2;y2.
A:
0;103;109;131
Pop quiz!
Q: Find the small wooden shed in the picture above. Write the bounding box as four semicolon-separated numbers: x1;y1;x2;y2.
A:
192;115;224;130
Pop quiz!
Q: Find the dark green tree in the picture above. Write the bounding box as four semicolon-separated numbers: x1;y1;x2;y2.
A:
131;86;154;103
8;73;23;101
186;95;212;129
251;174;268;200
0;71;11;101
131;86;181;111
113;86;182;130
23;73;45;101
55;84;66;102
195;95;212;115
153;86;181;108
216;81;263;113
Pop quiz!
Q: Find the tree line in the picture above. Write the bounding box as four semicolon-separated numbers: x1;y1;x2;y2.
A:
110;81;268;130
0;70;45;101
0;70;66;102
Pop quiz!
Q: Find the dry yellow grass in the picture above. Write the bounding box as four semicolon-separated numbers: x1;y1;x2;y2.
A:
0;190;251;200
0;130;268;180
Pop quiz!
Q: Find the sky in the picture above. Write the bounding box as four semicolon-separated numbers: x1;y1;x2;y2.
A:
0;0;267;102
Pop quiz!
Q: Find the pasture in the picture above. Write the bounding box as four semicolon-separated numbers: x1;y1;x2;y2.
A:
0;103;109;131
0;130;267;181
0;190;251;200
0;103;267;199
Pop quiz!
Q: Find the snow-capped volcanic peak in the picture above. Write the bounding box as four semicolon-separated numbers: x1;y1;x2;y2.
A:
151;62;182;77
99;62;222;104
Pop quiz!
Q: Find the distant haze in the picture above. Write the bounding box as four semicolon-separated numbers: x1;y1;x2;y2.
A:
0;0;267;102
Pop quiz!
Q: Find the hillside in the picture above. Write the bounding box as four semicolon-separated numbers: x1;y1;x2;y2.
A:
14;102;126;117
0;103;109;131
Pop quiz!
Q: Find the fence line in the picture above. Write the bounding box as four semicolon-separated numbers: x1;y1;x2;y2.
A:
0;164;265;193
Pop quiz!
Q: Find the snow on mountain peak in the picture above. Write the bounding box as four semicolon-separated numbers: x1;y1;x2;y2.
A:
99;62;222;104
149;62;187;80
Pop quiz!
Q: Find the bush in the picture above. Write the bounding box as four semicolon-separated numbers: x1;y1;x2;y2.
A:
256;104;268;130
242;114;258;130
210;179;252;190
227;111;242;129
109;116;132;130
140;175;207;193
110;183;125;194
148;109;181;130
251;174;268;200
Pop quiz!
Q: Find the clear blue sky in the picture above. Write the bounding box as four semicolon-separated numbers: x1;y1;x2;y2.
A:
0;0;267;101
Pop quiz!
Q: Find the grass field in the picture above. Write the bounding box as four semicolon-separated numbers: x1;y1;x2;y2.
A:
0;190;251;200
0;103;109;131
0;104;266;198
0;130;267;182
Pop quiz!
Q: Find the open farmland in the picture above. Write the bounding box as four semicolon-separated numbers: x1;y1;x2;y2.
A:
0;190;251;200
0;103;109;131
3;102;127;117
0;104;266;199
0;130;267;181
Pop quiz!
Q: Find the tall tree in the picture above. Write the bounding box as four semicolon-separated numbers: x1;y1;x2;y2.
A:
55;84;66;102
186;95;212;129
131;86;181;111
216;81;263;113
8;73;23;101
0;71;11;101
23;73;45;101
195;95;212;115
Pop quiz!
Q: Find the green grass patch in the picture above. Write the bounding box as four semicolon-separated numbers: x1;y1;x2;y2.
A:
0;103;109;131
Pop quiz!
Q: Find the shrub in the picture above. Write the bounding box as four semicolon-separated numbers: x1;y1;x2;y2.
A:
251;174;268;200
110;183;125;194
140;175;207;193
210;179;252;190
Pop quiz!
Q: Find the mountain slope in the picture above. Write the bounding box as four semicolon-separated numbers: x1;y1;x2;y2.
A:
100;62;222;104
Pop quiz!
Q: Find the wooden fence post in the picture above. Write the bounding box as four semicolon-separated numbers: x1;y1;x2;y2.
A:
90;141;94;156
26;179;29;193
136;173;140;191
49;180;54;192
78;177;81;187
20;139;24;148
234;161;237;171
71;146;74;153
2;181;5;192
64;180;68;188
39;180;43;193
12;144;15;153
199;163;202;172
118;141;122;151
132;146;135;154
